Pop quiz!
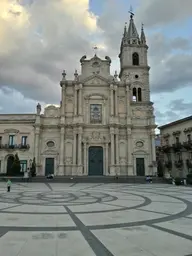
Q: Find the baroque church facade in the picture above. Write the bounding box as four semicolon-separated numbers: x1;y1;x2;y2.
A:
0;14;157;176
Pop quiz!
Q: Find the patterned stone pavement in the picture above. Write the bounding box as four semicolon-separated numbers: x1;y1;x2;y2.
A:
0;182;192;256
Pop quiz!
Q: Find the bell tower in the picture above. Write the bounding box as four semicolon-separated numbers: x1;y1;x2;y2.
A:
119;11;150;102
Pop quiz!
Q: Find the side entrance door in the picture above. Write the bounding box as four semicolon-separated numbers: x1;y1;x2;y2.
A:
88;146;103;176
45;158;54;176
136;158;145;176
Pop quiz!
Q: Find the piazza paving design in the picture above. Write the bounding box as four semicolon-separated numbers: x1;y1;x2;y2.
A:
0;182;192;255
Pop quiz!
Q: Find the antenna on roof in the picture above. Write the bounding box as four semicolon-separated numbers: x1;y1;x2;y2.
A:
129;5;134;19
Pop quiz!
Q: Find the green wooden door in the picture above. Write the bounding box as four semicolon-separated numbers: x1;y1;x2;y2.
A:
45;158;54;176
88;146;103;176
136;158;145;176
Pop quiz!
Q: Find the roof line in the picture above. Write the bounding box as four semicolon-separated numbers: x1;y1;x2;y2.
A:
158;115;192;129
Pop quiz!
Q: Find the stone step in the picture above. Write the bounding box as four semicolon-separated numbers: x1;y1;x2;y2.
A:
0;175;166;184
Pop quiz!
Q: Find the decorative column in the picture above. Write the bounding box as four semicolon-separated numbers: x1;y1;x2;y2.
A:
110;128;115;175
78;132;82;166
126;85;130;115
83;141;87;175
34;103;41;175
59;127;65;175
116;129;119;165
77;128;83;175
73;131;76;166
127;128;133;175
59;84;65;176
103;99;106;125
105;142;109;175
79;84;82;115
126;85;131;125
151;130;157;176
34;127;40;174
74;86;77;116
85;99;89;124
114;85;118;116
61;85;66;116
110;85;114;116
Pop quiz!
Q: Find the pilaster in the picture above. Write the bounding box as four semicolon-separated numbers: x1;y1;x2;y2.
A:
110;84;114;116
58;127;65;176
114;85;118;116
127;128;133;175
34;125;40;175
77;127;83;175
74;85;78;116
115;128;120;174
105;142;109;175
83;140;87;175
126;84;131;125
72;130;77;166
79;84;83;115
150;129;157;176
110;127;115;175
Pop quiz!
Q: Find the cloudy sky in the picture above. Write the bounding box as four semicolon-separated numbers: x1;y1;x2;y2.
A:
0;0;191;129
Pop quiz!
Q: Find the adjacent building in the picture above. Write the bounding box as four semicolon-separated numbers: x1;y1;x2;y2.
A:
158;116;192;178
0;13;157;177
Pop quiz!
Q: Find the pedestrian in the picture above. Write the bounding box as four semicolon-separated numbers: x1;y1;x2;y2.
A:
7;178;12;192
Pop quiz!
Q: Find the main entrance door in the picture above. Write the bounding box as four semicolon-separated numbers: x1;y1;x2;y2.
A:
88;146;103;176
136;158;145;176
45;158;54;176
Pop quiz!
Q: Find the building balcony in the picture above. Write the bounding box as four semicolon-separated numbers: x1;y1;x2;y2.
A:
165;161;172;170
183;140;192;150
161;144;172;153
18;144;30;150
172;142;182;152
0;144;30;150
174;160;183;168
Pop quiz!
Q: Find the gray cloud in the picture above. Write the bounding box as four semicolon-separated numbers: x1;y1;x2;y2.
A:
156;98;192;127
0;87;44;114
151;53;192;93
0;0;191;126
136;0;192;28
0;0;99;103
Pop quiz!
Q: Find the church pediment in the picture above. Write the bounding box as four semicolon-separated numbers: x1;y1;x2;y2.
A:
81;74;110;86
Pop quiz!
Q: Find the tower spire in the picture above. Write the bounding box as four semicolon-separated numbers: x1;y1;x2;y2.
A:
127;7;139;44
140;23;146;45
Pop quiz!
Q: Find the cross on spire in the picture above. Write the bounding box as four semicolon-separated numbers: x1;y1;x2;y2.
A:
129;5;134;19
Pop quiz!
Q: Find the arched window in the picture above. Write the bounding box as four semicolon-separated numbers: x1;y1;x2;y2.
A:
138;88;142;102
132;52;139;66
132;87;137;101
